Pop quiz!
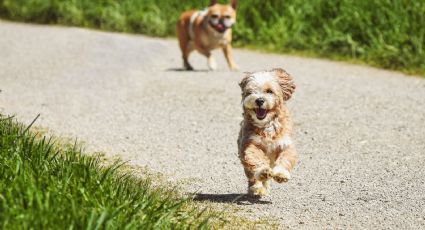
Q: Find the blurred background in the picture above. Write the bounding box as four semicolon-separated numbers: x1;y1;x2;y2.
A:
0;0;424;75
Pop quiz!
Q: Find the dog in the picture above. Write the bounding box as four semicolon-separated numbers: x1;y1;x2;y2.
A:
176;0;238;71
237;68;298;196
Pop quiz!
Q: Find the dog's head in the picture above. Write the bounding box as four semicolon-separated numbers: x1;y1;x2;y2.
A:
206;0;237;33
239;68;296;127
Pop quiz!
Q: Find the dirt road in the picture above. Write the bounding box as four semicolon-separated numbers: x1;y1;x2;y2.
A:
1;21;424;229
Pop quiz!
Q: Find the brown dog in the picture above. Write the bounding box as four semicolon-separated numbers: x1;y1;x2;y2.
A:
176;0;238;71
238;68;298;196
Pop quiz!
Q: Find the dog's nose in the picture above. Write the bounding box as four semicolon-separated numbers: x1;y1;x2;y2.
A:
255;98;265;106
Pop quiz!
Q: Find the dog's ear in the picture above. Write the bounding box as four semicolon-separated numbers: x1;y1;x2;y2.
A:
209;0;217;6
273;68;296;101
239;73;252;90
230;0;237;9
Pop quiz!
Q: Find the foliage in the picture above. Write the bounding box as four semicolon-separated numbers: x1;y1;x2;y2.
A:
0;0;424;74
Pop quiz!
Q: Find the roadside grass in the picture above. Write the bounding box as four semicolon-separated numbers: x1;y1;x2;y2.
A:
0;114;274;229
0;114;214;229
0;0;424;75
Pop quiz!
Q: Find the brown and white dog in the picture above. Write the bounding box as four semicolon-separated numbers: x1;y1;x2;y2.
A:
176;0;238;71
238;68;298;196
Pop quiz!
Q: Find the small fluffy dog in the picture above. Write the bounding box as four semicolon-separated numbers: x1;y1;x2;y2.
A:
176;0;238;71
238;68;298;196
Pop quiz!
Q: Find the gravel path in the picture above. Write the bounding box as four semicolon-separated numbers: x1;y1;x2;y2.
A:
1;21;424;229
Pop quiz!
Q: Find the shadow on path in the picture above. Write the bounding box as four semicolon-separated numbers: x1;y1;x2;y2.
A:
165;68;209;72
193;193;272;205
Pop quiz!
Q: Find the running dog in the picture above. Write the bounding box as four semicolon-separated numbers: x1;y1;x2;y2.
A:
238;68;298;196
176;0;238;71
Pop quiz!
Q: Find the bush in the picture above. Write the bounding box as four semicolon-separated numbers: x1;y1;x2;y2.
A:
0;0;424;74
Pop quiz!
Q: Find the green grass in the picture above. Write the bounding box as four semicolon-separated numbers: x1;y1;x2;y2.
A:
0;0;424;75
0;114;215;229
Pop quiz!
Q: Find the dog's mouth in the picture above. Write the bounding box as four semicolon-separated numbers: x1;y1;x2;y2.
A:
255;108;267;120
210;21;228;33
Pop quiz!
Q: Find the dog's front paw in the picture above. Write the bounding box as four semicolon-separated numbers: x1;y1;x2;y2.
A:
208;57;217;70
230;64;239;71
272;166;291;183
278;135;292;151
255;167;272;181
248;184;269;197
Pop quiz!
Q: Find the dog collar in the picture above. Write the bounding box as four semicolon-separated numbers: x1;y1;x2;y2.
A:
188;8;209;40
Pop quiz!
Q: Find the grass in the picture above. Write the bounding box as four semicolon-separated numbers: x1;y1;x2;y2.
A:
0;0;424;75
0;114;215;229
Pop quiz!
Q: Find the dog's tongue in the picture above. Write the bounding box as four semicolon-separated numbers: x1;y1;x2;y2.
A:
215;23;225;32
255;108;267;120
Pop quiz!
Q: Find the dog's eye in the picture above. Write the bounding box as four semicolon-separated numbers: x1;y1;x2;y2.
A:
224;15;231;19
211;14;219;19
266;89;273;94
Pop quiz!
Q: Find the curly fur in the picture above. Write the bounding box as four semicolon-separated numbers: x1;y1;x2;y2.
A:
237;68;298;196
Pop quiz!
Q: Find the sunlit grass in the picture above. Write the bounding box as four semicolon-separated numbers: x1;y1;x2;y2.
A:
0;114;214;229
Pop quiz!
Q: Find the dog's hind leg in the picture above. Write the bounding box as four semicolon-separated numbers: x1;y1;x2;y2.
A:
248;180;268;196
244;169;269;196
183;42;194;70
240;144;271;196
176;22;194;70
